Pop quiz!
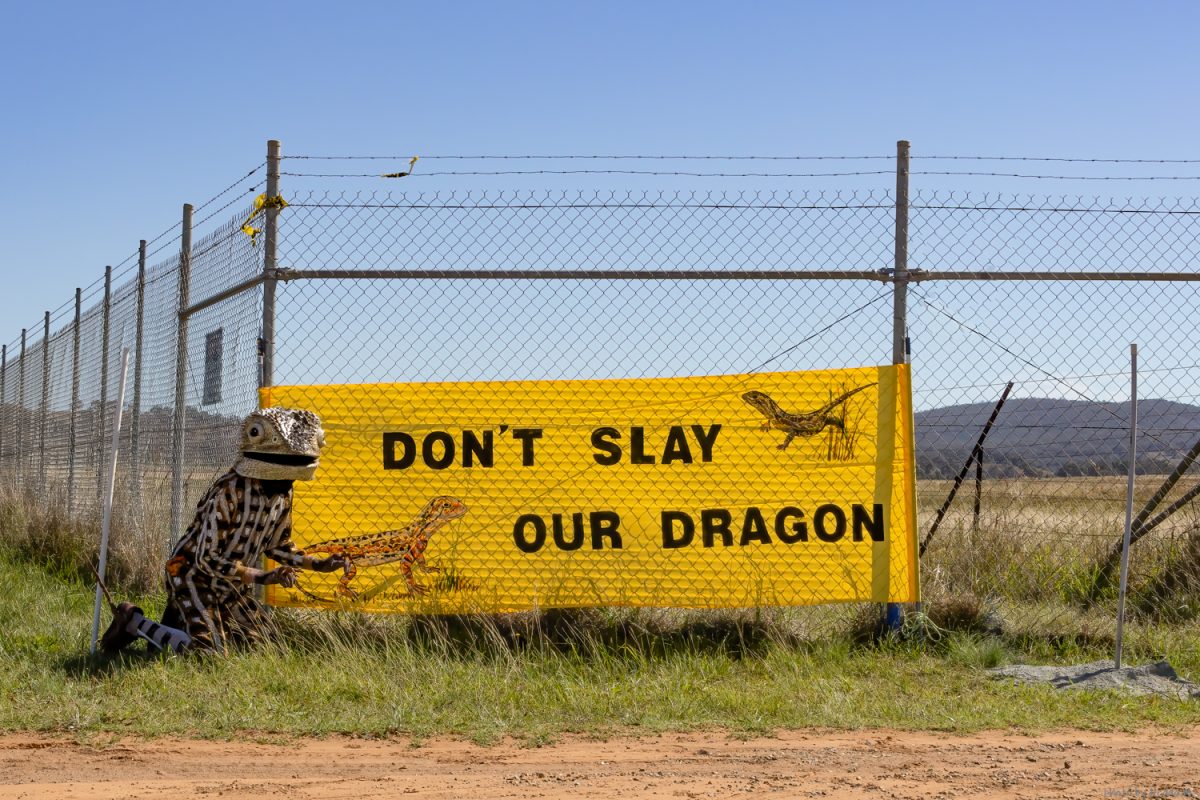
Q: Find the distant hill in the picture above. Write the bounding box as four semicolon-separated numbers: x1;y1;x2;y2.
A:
915;398;1200;478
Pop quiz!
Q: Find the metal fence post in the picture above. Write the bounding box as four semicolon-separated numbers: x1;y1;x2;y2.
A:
1;344;6;474
131;240;146;513
892;140;910;368
170;205;193;544
261;138;281;389
97;266;112;511
18;328;26;484
39;311;49;498
886;138;911;632
1115;343;1139;669
68;288;81;513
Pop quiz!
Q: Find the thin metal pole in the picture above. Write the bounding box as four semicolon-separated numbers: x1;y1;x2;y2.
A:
68;289;81;513
972;448;984;535
1115;344;1138;669
261;138;281;389
886;139;910;632
130;240;146;513
920;382;1014;556
18;329;26;483
90;349;131;654
170;205;193;544
39;311;50;497
97;266;112;511
1128;481;1200;545
0;344;6;474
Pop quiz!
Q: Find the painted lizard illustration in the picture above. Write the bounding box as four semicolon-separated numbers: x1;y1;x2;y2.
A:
99;407;345;656
741;383;877;450
304;496;468;598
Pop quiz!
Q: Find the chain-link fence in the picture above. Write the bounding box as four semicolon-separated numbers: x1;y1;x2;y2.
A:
3;143;1200;651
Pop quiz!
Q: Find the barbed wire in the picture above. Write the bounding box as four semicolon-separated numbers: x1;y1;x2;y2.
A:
4;255;139;353
194;164;265;214
284;154;894;161
143;222;185;263
193;178;266;231
2;165;266;355
281;169;897;179
913;171;1200;181
910;203;1200;215
285;153;1200;164
143;164;264;262
283;168;1200;183
917;156;1200;164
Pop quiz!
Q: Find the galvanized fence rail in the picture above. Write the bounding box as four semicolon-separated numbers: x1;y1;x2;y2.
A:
3;140;1200;645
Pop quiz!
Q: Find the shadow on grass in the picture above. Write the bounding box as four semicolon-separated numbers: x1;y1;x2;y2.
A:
59;646;166;679
272;606;808;662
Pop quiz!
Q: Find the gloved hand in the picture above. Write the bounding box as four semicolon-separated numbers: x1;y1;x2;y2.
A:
260;565;298;587
306;554;347;573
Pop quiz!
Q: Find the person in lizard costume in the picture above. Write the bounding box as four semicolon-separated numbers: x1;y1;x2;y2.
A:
100;407;346;656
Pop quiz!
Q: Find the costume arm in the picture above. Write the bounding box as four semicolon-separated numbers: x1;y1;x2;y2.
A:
266;507;308;566
187;477;245;580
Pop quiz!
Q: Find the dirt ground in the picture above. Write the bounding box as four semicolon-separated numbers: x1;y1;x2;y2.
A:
1;729;1198;799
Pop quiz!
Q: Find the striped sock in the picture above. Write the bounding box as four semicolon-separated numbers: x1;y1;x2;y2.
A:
127;613;192;653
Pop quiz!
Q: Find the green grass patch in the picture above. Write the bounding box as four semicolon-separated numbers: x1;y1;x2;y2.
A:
2;552;1199;741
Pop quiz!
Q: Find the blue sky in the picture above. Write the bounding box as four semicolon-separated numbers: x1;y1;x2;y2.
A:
2;0;1198;342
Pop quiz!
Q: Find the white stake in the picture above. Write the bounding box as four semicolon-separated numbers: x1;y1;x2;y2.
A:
90;348;131;654
1115;343;1138;669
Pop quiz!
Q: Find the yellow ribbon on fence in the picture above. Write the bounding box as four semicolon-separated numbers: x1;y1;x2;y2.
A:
382;156;419;179
241;193;289;243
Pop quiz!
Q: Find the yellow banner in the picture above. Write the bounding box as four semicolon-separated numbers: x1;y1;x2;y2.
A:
264;365;919;613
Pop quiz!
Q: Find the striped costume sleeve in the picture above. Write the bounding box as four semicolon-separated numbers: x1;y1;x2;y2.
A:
267;498;308;567
187;475;248;579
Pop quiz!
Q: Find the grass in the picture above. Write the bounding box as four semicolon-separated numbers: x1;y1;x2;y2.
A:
2;552;1199;742
0;477;168;592
4;474;1200;741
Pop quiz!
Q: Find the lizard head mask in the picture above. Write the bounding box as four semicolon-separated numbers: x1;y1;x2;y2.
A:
233;407;325;481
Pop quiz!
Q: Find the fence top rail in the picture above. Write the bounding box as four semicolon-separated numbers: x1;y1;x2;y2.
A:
273;267;895;282
913;269;1200;282
176;265;1200;325
267;267;1200;283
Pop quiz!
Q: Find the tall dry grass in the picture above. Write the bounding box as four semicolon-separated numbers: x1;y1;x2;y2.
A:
0;475;168;592
4;469;1200;642
919;475;1200;623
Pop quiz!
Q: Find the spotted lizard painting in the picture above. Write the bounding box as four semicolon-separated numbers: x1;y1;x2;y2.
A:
741;383;877;453
299;495;469;601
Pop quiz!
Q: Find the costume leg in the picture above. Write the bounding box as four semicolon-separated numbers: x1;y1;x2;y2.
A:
165;569;228;656
128;613;192;653
100;603;191;655
221;590;277;648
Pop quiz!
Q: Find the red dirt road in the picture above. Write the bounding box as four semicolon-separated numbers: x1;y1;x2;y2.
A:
1;729;1198;799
